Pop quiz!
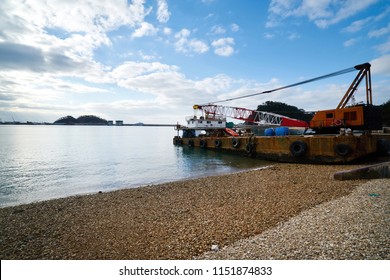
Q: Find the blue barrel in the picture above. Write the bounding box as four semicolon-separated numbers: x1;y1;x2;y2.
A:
275;127;289;136
264;128;275;136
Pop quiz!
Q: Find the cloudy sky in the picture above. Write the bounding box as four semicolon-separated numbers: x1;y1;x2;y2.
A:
0;0;389;124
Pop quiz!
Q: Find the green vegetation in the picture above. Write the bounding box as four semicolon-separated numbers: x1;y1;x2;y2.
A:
54;115;108;125
379;100;390;127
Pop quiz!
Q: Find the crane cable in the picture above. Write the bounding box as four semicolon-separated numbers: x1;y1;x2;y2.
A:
206;65;359;105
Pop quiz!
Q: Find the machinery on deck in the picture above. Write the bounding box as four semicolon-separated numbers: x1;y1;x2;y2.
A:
193;104;308;128
174;62;389;163
183;62;381;135
309;63;381;133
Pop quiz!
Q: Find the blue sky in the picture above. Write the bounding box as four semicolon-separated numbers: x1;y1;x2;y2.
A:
0;0;389;124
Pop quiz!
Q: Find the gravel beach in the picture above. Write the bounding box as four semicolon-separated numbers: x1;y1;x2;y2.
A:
197;179;390;260
0;163;388;260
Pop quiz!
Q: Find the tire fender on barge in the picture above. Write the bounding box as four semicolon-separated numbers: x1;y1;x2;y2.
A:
232;137;240;148
290;140;307;157
215;139;222;148
334;143;352;157
177;133;390;164
200;139;207;148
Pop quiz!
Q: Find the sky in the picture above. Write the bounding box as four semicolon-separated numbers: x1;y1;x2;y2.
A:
0;0;390;124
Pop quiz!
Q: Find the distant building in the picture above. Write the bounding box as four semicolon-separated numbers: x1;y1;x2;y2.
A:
116;120;123;126
107;120;114;126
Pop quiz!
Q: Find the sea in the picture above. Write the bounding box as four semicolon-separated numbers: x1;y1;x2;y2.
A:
0;125;270;208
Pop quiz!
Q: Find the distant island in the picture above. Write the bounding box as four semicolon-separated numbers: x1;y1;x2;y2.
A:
53;115;108;125
51;115;175;126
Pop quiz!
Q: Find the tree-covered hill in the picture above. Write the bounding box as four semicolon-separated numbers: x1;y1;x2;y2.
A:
53;115;77;125
76;115;108;124
53;115;108;125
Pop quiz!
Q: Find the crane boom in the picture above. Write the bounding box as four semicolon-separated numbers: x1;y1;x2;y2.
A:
194;104;308;127
336;63;372;109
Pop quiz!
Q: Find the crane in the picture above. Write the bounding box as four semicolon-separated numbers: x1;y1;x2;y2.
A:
309;63;381;133
191;62;381;133
193;104;308;127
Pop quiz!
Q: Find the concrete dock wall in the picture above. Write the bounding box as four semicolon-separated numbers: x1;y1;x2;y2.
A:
334;161;390;180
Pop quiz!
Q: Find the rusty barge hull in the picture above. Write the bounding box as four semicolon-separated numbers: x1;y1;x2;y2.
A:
173;134;390;164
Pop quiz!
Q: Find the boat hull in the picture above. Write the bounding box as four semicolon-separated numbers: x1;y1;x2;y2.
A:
173;134;390;163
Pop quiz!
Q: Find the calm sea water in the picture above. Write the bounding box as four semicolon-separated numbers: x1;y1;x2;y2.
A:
0;125;269;207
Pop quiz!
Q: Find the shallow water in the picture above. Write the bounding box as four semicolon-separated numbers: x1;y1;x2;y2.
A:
0;125;269;207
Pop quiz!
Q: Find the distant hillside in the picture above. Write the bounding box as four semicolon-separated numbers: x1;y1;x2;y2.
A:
54;115;108;125
53;115;77;125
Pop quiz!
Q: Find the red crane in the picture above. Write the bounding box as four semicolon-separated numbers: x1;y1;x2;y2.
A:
193;104;309;127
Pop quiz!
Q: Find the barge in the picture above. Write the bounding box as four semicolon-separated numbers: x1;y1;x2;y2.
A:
173;130;390;164
173;63;390;164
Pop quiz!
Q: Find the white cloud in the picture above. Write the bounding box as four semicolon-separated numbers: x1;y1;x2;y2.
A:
368;23;390;38
156;0;171;23
0;53;246;122
187;40;210;54
175;28;191;39
174;29;209;54
138;51;158;61
110;61;178;80
212;38;235;57
211;25;226;34
132;22;158;38
371;54;390;76
0;71;110;112
163;27;172;35
266;0;379;29
231;23;240;32
343;38;359;47
342;18;371;33
104;62;250;116
194;74;233;94
2;0;150;37
288;32;300;40
374;37;390;54
264;33;275;39
0;0;155;70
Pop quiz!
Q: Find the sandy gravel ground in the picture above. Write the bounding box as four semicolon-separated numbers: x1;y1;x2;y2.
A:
197;179;390;259
0;163;388;260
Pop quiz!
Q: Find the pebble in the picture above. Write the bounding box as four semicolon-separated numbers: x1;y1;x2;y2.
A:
197;179;390;260
211;245;219;251
0;163;388;260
